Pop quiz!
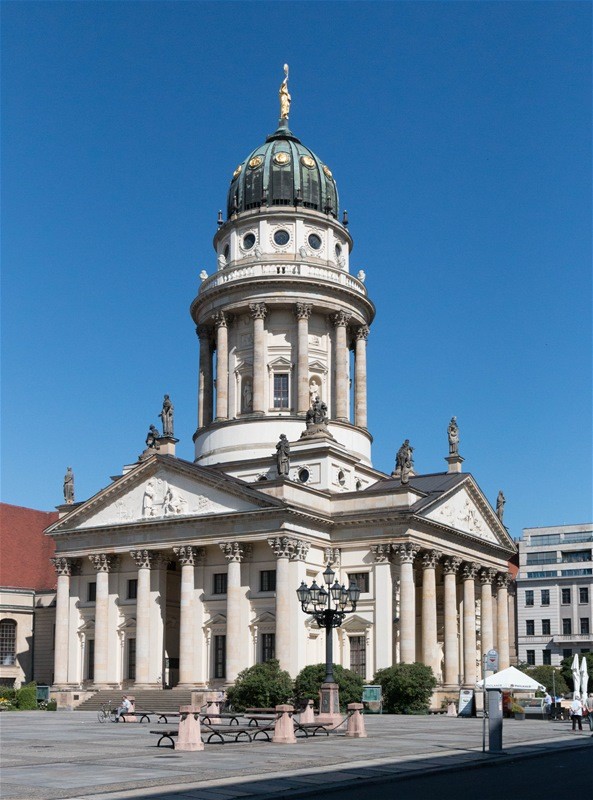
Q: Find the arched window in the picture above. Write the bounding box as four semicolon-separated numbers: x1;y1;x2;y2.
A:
0;619;17;666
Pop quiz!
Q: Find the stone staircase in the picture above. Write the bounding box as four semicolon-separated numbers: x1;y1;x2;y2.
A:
75;688;195;712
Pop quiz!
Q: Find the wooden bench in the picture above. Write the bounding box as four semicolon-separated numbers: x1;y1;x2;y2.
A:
121;711;153;723
151;729;178;747
294;721;331;737
150;722;273;747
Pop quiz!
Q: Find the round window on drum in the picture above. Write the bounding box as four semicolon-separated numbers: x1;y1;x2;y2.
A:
308;233;322;250
243;233;256;250
273;229;290;246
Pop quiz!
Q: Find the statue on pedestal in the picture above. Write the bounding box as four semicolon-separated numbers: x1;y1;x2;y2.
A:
393;439;414;484
279;64;291;120
63;467;74;505
496;490;506;522
447;416;459;455
276;434;290;477
146;425;161;450
159;394;174;437
300;395;334;440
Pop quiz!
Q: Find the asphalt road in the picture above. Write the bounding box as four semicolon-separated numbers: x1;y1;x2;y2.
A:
316;746;593;800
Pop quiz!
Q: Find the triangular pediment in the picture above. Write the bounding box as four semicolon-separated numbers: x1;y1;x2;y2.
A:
341;614;372;631
48;456;282;533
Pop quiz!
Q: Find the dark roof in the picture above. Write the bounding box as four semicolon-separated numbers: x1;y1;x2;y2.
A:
0;503;58;590
366;471;467;497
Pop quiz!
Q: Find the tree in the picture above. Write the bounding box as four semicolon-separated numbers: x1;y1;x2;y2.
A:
225;660;293;711
294;664;364;710
516;664;568;696
559;652;593;694
373;663;437;714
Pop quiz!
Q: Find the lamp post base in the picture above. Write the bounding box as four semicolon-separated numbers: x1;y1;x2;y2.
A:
317;682;342;724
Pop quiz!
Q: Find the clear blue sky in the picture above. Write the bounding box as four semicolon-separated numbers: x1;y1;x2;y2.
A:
2;1;591;539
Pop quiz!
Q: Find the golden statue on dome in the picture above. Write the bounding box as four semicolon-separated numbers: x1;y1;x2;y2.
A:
279;63;291;120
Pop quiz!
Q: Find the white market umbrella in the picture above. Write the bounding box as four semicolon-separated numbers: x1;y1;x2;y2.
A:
476;666;545;692
571;654;581;698
580;656;589;700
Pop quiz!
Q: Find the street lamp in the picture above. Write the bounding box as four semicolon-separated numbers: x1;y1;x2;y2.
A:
297;564;361;696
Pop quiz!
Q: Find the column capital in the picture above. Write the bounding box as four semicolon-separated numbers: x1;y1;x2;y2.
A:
295;302;313;320
421;549;442;569
462;561;480;581
173;545;206;566
480;567;497;585
267;536;310;561
196;324;211;340
249;302;267;320
214;311;232;329
130;549;161;569
331;310;350;327
324;546;340;567
442;556;462;575
496;572;512;590
52;556;81;577
395;542;420;564
219;541;252;563
89;553;119;573
355;324;370;340
371;544;392;564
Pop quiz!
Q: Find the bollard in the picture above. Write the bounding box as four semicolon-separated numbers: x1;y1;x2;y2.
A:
204;692;222;723
175;705;204;751
299;699;315;723
346;703;367;738
273;704;297;744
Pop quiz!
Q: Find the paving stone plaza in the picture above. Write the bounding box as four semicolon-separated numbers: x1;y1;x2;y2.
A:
1;712;591;800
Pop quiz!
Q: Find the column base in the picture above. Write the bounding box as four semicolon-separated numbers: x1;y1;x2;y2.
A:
133;683;163;690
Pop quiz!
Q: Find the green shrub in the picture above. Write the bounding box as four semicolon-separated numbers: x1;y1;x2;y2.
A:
373;663;437;714
0;687;16;703
15;682;37;710
45;699;57;711
226;660;293;711
294;664;364;710
516;665;568;697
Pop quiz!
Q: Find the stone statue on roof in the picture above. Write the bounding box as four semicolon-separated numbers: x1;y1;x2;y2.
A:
447;416;459;455
393;439;414;484
159;394;174;437
496;490;506;522
279;64;291;120
146;425;161;450
63;467;74;505
276;434;290;477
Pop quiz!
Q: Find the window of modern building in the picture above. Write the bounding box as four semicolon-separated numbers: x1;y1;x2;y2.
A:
87;582;96;602
261;633;275;662
542;619;551;636
526;650;535;666
127;579;137;600
579;587;589;604
563;648;573;659
542;650;552;665
541;589;550;606
561;550;592;563
561;588;571;604
562;618;572;635
580;618;590;635
525;590;534;607
127;638;136;681
214;635;226;679
260;570;276;592
526;620;535;636
349;635;366;677
0;619;16;666
213;573;228;595
526;551;557;565
348;573;370;593
273;374;289;409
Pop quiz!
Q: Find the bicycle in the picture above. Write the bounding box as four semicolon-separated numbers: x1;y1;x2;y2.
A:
97;700;119;723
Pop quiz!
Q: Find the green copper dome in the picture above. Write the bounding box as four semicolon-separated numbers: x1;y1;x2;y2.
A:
226;119;339;219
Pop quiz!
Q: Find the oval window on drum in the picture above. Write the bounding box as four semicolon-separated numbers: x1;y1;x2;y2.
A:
243;233;256;250
308;233;322;250
273;229;290;246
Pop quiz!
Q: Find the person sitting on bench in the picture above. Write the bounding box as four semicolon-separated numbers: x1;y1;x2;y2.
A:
116;695;132;721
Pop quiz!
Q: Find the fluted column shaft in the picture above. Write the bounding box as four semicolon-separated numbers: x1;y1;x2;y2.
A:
354;326;369;428
398;544;419;663
372;545;393;670
296;304;312;415
215;313;229;420
333;311;350;421
220;542;250;683
130;550;157;687
197;326;213;428
421;550;441;675
250;304;267;414
462;563;479;685
443;557;461;685
52;558;76;686
480;569;495;657
497;575;511;669
89;554;117;687
268;537;309;673
175;547;203;686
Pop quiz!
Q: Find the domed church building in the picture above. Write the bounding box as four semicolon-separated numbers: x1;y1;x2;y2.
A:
47;71;516;704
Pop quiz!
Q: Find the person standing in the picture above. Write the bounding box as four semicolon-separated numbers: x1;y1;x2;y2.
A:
570;696;584;732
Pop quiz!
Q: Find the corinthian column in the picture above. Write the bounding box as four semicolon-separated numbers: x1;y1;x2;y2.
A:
421;550;442;676
214;312;230;421
371;544;393;670
462;562;479;685
197;325;213;428
250;303;267;415
397;543;419;663
130;550;160;687
220;542;251;683
51;557;79;687
332;311;350;422
89;554;118;688
174;546;205;687
496;573;511;669
442;556;461;686
268;536;310;674
354;325;369;428
480;568;496;657
295;303;312;415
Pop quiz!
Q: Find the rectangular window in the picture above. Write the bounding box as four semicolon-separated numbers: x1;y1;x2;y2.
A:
127;579;137;600
526;650;535;666
260;570;276;592
580;618;590;635
526;551;557;565
562;618;572;635
261;633;276;662
349;636;366;678
579;587;589;604
348;573;370;593
525;590;534;607
561;550;592;563
273;374;289;409
542;650;552;665
87;639;95;681
213;573;228;595
526;620;535;636
541;589;550;606
561;588;571;604
542;619;551;636
214;635;226;679
127;638;136;681
563;649;573;660
87;582;96;602
0;620;16;666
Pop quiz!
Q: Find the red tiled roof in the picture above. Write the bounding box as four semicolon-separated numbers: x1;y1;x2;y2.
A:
0;503;59;590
